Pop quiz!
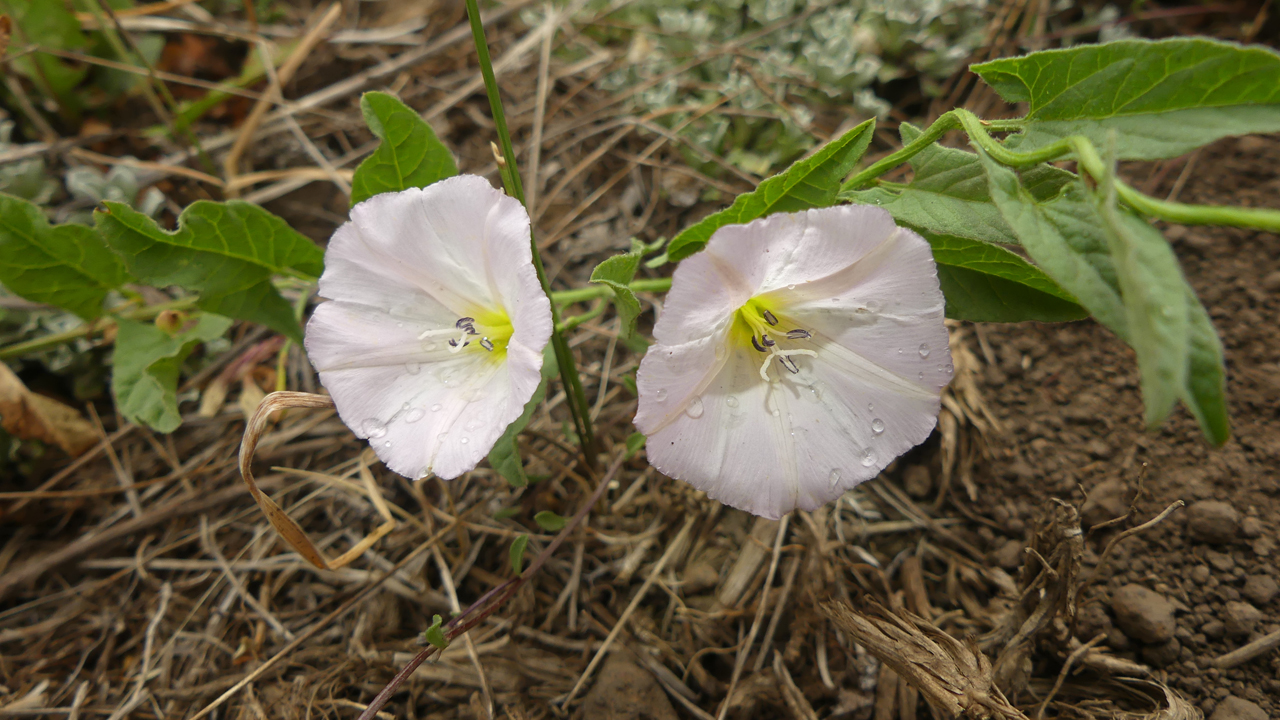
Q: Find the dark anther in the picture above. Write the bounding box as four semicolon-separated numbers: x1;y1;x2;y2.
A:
761;334;775;347
778;356;800;374
480;338;494;352
786;329;811;340
751;335;766;353
448;338;458;347
762;309;778;326
455;317;475;329
464;325;478;335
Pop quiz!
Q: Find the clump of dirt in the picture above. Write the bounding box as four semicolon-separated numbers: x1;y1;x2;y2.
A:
969;133;1280;715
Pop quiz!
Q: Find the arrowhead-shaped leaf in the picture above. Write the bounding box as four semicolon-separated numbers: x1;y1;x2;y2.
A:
589;239;645;338
95;201;322;342
924;233;1086;322
843;123;1072;245
112;313;234;433
350;92;458;205
666;118;875;261
973;38;1280;159
0;193;129;319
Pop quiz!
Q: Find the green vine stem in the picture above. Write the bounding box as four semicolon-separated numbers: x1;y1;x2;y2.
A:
843;108;1280;234
464;0;598;468
0;296;200;360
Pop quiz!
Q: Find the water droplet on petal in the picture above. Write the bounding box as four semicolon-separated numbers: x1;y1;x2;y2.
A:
362;418;387;439
918;372;925;380
431;403;443;412
860;448;877;467
405;408;426;423
685;396;704;419
897;348;903;354
405;362;421;375
384;441;392;448
865;299;882;313
437;432;448;441
871;418;885;434
423;342;438;351
654;388;667;402
465;419;481;431
918;343;931;358
828;469;842;489
867;403;874;412
787;284;796;290
726;396;739;408
461;437;469;445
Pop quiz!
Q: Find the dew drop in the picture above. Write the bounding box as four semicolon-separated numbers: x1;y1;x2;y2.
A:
828;469;842;489
405;362;421;375
431;403;443;412
465;419;481;431
396;322;404;328
384;441;392;448
944;363;954;375
654;388;668;402
437;432;448;441
422;342;438;351
461;437;469;445
685;396;705;419
771;408;781;417
362;418;388;439
866;299;882;313
860;448;877;467
867;403;874;412
897;347;903;354
405;408;426;423
787;284;796;290
918;372;925;380
918;343;931;358
871;418;885;435
726;396;739;408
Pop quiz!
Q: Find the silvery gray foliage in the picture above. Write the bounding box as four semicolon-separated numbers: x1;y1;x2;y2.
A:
528;0;988;175
0;122;59;205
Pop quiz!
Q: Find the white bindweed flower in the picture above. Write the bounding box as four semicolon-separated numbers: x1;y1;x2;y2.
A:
635;205;952;519
305;175;552;480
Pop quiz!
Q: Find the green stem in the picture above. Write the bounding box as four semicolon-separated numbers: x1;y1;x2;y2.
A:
464;0;598;468
0;296;200;360
954;109;1280;233
840;111;961;192
550;278;672;306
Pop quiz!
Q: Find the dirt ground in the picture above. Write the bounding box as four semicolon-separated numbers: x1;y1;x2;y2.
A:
970;133;1280;716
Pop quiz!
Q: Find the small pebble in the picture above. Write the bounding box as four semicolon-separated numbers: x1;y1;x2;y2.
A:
1222;601;1264;637
1239;516;1263;538
1186;500;1241;544
1209;696;1267;720
1142;638;1181;668
1111;584;1177;644
1190;565;1212;584
903;465;932;498
1263;270;1280;293
1241;575;1278;605
1202;619;1226;640
1206;549;1236;572
1082;478;1130;528
992;538;1025;570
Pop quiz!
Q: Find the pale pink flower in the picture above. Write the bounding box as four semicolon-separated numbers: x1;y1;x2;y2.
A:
635;205;952;519
305;175;552;480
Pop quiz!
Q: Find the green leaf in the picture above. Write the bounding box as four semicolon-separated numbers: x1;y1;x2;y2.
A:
509;534;530;575
493;507;521;520
112;313;233;433
350;92;458;205
0;193;130;319
1182;291;1229;445
624;431;646;460
95;201;323;343
973;38;1280;160
422;614;449;650
589;239;644;337
981;152;1228;442
533;511;566;532
842;123;1073;245
0;0;89;102
924;233;1087;322
487;379;547;488
1096;173;1190;427
667;118;875;261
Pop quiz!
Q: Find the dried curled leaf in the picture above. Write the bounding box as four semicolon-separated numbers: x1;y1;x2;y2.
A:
0;363;96;456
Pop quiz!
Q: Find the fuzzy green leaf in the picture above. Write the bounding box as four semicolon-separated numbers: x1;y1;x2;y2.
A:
0;193;130;319
533;511;567;532
95;201;322;343
509;535;530;575
981;152;1228;442
624;431;646;460
488;378;547;488
843;123;1073;244
924;233;1087;322
112;314;233;433
350;92;458;205
667;118;875;261
589;239;644;337
973;38;1280;160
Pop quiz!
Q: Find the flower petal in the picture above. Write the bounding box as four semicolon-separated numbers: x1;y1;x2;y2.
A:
305;176;552;480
